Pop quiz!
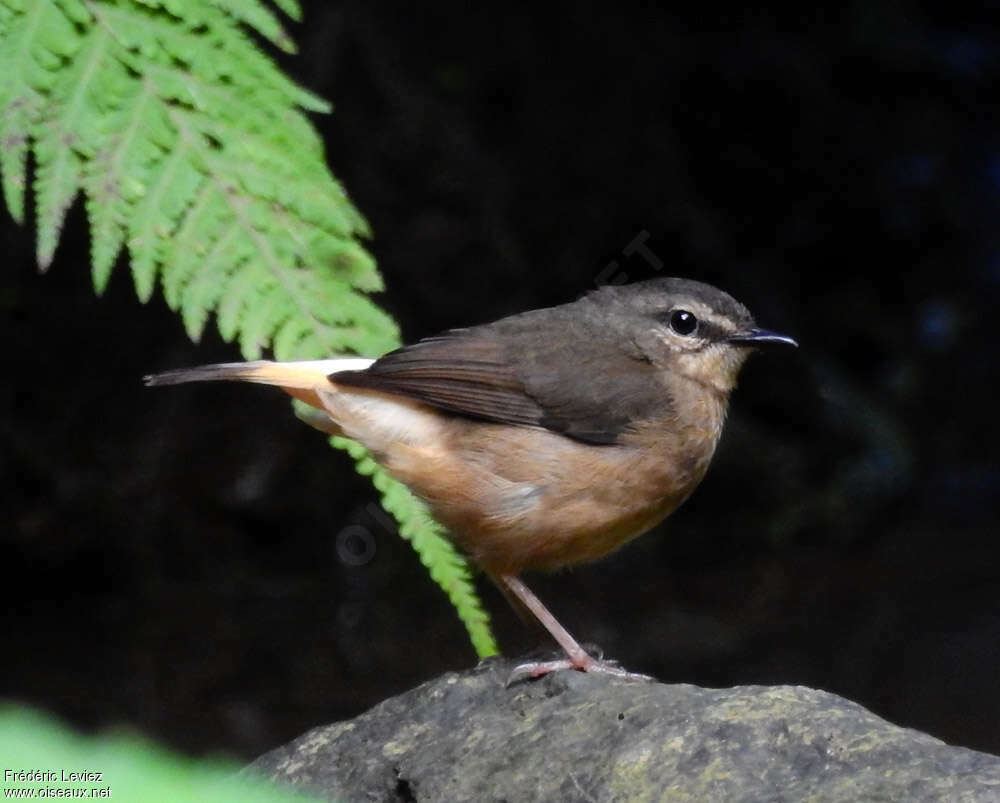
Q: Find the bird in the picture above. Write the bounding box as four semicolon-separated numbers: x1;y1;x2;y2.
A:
146;277;797;681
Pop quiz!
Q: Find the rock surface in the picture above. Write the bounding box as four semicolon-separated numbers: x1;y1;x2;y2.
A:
247;656;1000;802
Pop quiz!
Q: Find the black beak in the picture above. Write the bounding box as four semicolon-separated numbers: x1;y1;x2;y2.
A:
728;328;798;348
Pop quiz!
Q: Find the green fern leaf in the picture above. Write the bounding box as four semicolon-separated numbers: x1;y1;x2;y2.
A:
0;0;498;660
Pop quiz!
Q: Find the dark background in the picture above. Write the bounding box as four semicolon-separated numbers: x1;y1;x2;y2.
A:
4;1;1000;761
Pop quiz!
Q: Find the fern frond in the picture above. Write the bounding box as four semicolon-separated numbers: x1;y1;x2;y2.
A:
0;0;371;341
331;436;500;659
0;0;498;658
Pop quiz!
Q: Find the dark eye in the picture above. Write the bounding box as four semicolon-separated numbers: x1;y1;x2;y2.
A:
669;309;698;336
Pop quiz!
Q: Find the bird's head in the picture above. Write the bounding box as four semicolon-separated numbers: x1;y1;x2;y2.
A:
588;277;797;394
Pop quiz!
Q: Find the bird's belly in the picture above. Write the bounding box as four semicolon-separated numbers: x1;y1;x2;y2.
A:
380;420;715;575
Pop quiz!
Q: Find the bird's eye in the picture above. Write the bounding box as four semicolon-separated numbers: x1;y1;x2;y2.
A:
669;309;698;336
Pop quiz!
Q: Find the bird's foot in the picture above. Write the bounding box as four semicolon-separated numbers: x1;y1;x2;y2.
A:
506;651;653;686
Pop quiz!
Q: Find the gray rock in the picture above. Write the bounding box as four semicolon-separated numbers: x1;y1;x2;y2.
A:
247;656;1000;802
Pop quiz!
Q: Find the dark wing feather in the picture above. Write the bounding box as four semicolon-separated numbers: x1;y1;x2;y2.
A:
331;304;666;445
331;333;546;428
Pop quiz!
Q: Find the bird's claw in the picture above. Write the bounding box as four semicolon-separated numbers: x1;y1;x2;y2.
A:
506;654;653;686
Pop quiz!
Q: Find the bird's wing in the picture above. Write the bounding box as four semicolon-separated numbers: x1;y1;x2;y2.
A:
330;310;664;445
331;333;542;427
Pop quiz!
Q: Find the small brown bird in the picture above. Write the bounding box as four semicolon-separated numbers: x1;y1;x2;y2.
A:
147;278;796;681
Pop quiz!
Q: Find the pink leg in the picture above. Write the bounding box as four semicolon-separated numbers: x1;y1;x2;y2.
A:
498;575;651;684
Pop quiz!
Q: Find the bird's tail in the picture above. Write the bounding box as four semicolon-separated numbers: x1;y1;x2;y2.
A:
144;358;376;409
147;355;445;456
